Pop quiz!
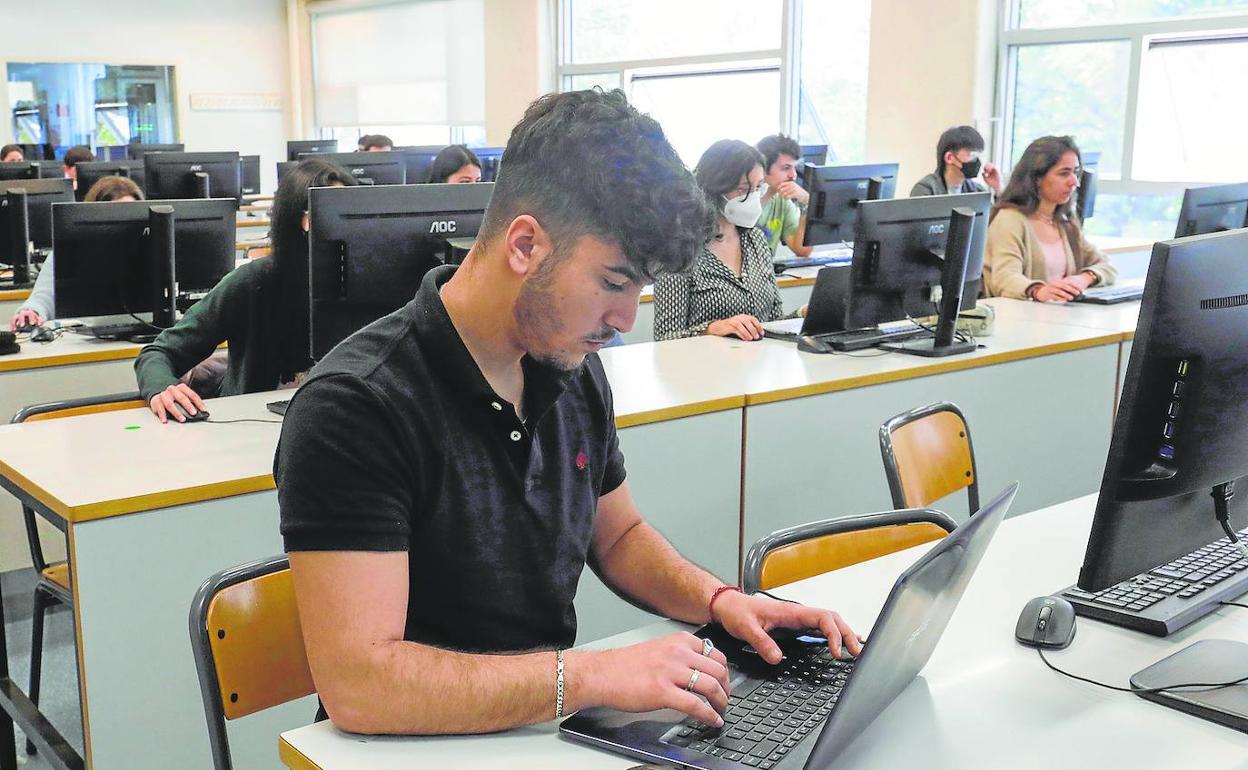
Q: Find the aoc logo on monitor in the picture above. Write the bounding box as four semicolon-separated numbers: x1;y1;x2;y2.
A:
856;181;868;190
429;220;457;234
189;164;203;172
928;223;947;236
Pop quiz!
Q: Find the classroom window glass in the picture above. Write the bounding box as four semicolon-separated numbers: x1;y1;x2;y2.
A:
1132;36;1248;183
1015;0;1248;29
797;0;870;162
1008;41;1131;177
566;0;780;64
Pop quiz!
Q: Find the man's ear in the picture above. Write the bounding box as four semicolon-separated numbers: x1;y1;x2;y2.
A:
301;211;310;233
503;215;554;277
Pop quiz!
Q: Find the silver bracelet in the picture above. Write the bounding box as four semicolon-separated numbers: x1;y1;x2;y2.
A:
555;649;566;719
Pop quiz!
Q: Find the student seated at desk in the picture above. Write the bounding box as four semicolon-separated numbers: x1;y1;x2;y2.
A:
9;175;143;331
62;145;94;190
427;144;482;184
357;133;393;152
910;125;1002;198
755;134;811;258
276;88;859;737
653;139;784;341
135;159;358;422
983;135;1117;301
1;144;23;163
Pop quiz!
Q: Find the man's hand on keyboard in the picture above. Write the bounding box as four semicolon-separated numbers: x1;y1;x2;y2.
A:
711;591;863;665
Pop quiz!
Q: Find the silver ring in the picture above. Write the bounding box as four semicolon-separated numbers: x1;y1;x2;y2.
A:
701;638;715;657
685;670;701;691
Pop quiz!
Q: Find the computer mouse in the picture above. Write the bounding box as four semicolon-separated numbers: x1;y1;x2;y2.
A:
1015;595;1076;649
797;334;833;354
14;320;36;334
30;326;55;343
172;404;210;423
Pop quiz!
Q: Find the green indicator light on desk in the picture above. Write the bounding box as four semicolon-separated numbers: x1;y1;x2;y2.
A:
124;425;141;431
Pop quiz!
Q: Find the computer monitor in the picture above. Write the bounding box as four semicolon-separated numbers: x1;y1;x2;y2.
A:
1173;182;1248;237
276;161;298;187
298;152;406;186
17;143;52;161
470;146;504;182
144;152;242;201
0;161;41;181
800;144;829;167
802;162;899;246
308;182;494;359
240;155;261;196
126;143;185;161
52;198;236;332
1076;151;1100;222
35;160;64;179
0;178;73;260
844;191;990;356
287;139;338;162
95;146;130;162
393;145;444;184
1078;228;1248;595
74;161;146;202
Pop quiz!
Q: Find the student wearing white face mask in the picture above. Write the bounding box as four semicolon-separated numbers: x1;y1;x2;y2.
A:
910;125;1002;198
653;139;784;341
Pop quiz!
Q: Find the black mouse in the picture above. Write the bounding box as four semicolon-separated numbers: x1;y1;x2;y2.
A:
30;326;55;343
1015;595;1076;649
172;404;210;423
797;334;833;354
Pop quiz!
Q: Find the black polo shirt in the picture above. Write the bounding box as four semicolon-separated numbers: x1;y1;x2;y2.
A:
276;266;627;653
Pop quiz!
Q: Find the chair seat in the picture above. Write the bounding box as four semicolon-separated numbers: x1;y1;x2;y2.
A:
40;562;71;591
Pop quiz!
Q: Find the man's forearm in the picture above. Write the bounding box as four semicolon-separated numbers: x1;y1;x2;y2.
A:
321;641;605;735
594;520;726;625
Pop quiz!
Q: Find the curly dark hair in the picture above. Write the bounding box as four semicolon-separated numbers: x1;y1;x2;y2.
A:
428;145;482;183
477;88;715;281
756;134;802;172
695;139;766;215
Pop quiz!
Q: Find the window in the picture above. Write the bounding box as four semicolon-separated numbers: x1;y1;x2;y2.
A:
797;0;871;162
309;0;484;146
1016;0;1248;29
7;63;177;157
628;64;780;165
557;1;870;168
1008;41;1131;176
1132;35;1248;183
998;9;1248;238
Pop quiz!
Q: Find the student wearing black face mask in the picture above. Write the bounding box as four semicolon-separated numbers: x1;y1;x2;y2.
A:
910;125;1002;197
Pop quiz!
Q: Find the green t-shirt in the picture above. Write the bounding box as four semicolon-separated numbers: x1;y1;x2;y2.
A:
756;193;801;255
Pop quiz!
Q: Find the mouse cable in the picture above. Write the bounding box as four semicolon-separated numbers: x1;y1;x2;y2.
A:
1035;647;1248;694
204;416;283;424
756;590;800;604
1220;600;1248;610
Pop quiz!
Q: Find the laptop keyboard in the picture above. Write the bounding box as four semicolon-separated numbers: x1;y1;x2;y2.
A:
663;646;855;767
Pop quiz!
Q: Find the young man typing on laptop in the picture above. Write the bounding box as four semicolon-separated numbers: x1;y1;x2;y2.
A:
275;89;862;737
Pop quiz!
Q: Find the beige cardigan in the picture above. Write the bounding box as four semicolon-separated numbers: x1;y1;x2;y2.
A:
983;207;1118;299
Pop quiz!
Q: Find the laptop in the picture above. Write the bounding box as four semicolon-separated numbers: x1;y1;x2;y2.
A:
560;482;1018;769
761;268;924;351
1073;276;1145;305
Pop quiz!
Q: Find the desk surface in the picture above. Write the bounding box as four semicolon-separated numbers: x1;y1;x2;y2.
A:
278;494;1248;769
0;287;31;302
984;296;1141;338
0;303;1135;522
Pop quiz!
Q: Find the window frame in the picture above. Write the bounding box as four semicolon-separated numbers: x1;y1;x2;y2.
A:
554;0;802;140
996;3;1248;200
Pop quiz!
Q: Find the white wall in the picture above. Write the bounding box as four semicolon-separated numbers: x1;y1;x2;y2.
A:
865;0;998;193
0;0;291;194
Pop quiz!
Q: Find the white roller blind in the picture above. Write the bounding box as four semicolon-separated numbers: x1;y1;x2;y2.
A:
311;0;484;127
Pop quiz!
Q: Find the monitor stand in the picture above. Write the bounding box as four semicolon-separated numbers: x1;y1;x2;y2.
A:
1130;639;1248;733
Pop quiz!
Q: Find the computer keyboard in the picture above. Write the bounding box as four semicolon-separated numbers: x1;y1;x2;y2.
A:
1074;280;1145;305
773;253;852;274
664;646;855;768
1061;528;1248;636
71;322;153;340
816;322;926;352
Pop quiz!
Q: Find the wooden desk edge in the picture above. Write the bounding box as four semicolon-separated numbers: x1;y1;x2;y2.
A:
279;736;324;770
0;289;32;302
615;395;744;428
0;346;144;372
745;334;1125;406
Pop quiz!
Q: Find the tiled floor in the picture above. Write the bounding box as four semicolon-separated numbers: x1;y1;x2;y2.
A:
2;569;84;769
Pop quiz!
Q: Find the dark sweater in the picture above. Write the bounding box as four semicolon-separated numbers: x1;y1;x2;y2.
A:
134;258;297;403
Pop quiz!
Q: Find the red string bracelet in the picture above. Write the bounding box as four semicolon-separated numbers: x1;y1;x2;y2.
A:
708;585;743;622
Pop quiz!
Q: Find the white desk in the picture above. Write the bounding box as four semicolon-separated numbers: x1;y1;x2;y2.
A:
278;494;1248;769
